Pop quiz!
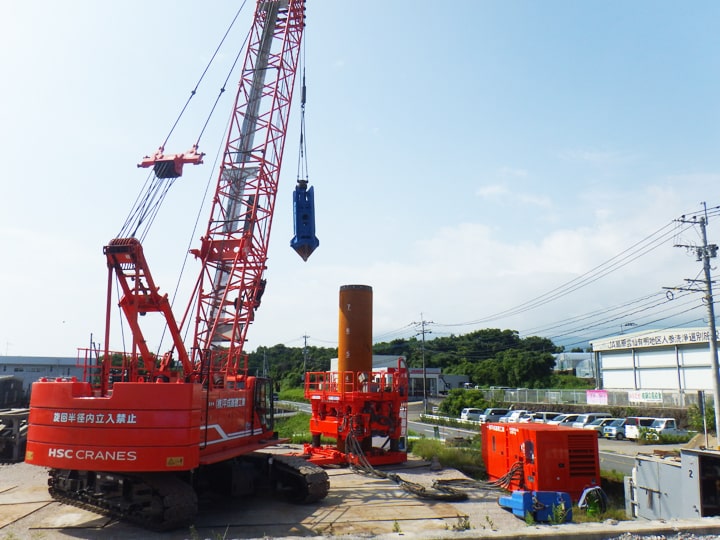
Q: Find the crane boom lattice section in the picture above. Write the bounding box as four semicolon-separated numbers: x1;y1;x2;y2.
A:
191;0;305;367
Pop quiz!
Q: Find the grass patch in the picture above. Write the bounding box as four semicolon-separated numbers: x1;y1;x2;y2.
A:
410;438;485;478
600;468;626;484
572;504;627;523
278;388;308;402
572;477;628;523
274;412;335;444
275;412;313;443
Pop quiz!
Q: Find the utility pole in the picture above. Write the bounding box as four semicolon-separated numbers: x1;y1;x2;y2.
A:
302;334;309;378
672;207;720;437
413;315;433;414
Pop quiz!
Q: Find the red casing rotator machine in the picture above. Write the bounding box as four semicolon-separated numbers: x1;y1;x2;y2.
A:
303;285;408;466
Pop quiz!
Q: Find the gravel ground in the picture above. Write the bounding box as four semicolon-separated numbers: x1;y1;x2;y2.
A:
4;456;720;540
608;535;720;540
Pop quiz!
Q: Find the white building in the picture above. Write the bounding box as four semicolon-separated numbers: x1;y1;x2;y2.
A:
330;355;468;397
591;327;718;391
553;352;595;378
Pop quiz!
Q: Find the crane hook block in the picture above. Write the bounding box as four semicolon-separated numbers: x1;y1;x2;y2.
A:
138;145;205;179
290;180;319;261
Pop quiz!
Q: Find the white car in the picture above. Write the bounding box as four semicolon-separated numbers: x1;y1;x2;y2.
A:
583;417;618;437
547;413;580;426
460;408;483;421
524;411;561;424
624;417;655;440
478;408;511;423
646;418;688;439
498;410;529;423
571;413;612;429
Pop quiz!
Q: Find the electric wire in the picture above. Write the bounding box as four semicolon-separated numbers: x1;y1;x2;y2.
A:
435;219;694;329
373;323;417;343
518;289;676;336
559;304;713;350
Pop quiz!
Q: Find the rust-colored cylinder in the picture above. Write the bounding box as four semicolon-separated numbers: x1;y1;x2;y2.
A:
337;284;373;374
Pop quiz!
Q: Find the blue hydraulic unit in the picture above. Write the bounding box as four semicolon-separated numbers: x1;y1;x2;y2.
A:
291;179;319;261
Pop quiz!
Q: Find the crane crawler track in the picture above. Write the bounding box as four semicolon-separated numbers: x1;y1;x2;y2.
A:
266;453;330;503
46;454;328;531
48;469;198;532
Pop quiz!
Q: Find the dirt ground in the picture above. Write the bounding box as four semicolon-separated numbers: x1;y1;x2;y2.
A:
2;446;720;540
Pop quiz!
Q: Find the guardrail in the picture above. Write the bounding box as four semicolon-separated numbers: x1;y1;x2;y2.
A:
473;388;701;409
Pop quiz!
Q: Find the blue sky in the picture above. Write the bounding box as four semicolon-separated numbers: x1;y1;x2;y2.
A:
1;1;718;357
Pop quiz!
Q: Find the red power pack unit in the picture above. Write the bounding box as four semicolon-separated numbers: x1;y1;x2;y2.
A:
481;422;600;500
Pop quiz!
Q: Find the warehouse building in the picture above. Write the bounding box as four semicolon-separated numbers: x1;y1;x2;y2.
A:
591;327;718;392
0;356;82;390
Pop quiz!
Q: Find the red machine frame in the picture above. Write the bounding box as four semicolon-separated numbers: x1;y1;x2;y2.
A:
303;359;409;466
482;422;601;500
26;0;306;474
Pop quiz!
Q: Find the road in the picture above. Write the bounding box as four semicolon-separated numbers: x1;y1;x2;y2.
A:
282;402;674;476
408;418;681;476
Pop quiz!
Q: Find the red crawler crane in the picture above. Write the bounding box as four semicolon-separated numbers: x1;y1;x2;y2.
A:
25;0;326;531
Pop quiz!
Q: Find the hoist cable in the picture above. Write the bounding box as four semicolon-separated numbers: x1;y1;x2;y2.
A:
157;117;231;357
119;3;251;243
296;39;309;182
117;169;156;238
162;1;249;150
194;26;252;148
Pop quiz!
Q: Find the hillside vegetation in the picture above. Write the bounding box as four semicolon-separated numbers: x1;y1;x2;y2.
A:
248;328;591;392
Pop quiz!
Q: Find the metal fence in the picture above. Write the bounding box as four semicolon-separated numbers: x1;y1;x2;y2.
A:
479;388;704;409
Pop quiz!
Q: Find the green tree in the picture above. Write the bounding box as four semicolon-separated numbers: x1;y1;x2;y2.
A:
439;388;490;417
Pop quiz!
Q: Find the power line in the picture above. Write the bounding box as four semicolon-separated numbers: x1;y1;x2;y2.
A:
436;219;694;328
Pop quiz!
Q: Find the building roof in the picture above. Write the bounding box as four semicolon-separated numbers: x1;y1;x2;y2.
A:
590;327;717;352
0;356;78;366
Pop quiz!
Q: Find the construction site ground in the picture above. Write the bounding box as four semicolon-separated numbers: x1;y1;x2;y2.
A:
3;443;720;540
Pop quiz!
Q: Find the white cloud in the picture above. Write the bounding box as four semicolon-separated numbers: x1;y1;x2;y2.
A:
558;148;637;166
498;167;528;178
475;184;508;198
518;193;552;208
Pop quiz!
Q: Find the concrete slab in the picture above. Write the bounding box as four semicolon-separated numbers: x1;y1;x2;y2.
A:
0;501;49;529
3;453;720;539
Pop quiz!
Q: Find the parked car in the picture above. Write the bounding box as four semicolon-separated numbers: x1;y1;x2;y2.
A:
460;408;483;421
602;418;628;440
478;408;511;423
583;417;618;437
623;417;655;440
498;409;529;423
646;417;689;439
546;413;580;426
571;412;612;429
518;411;560;423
